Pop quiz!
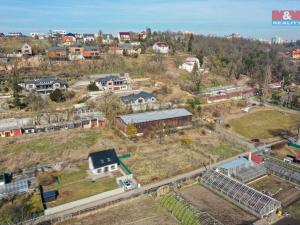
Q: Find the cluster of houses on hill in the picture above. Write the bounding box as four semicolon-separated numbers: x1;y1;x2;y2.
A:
47;42;169;61
90;73;159;112
0;30;170;61
47;45;101;60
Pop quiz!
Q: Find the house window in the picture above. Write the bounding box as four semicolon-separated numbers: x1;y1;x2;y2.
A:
111;165;116;170
97;168;102;173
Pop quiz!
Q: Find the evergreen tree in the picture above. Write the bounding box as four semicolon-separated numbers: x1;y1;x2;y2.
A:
87;82;99;91
188;34;194;52
50;89;65;102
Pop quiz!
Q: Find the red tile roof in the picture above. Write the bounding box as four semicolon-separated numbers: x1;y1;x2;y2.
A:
251;155;263;164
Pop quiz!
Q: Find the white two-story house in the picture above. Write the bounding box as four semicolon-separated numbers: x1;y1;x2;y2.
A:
95;74;130;91
83;34;95;43
120;91;158;112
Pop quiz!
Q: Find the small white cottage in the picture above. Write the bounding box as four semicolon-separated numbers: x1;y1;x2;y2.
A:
88;149;119;174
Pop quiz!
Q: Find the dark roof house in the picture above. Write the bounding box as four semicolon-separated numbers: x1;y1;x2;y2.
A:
89;149;119;169
83;34;95;38
25;77;67;86
96;75;127;85
64;33;75;37
120;91;155;104
48;46;67;52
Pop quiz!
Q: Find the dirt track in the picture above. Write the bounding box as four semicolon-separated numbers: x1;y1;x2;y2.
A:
275;187;300;207
180;185;257;225
60;196;177;225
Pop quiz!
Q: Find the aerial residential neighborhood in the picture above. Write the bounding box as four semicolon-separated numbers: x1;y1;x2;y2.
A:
0;1;300;225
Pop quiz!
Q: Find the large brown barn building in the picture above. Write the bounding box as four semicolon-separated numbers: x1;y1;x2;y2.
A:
115;108;192;136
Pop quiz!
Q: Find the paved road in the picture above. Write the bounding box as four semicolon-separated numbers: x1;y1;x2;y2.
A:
29;151;251;224
44;188;124;215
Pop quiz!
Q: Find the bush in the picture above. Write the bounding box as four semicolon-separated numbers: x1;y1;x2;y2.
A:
126;124;137;137
50;89;65;102
181;136;193;146
225;124;231;128
87;82;99;92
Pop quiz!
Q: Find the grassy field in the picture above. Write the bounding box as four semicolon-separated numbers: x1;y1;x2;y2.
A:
271;143;299;159
0;37;50;52
123;129;245;184
0;127;245;185
0;127;124;170
59;196;178;225
41;162;118;207
229;109;300;140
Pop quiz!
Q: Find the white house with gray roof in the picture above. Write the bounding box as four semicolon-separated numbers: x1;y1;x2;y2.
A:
120;91;158;112
83;34;95;43
95;73;130;91
25;77;68;94
102;34;114;45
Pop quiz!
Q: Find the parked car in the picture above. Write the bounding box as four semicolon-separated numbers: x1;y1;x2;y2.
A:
122;179;133;190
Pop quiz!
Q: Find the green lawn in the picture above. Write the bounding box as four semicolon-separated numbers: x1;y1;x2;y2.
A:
229;110;300;140
43;163;118;207
47;177;118;207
